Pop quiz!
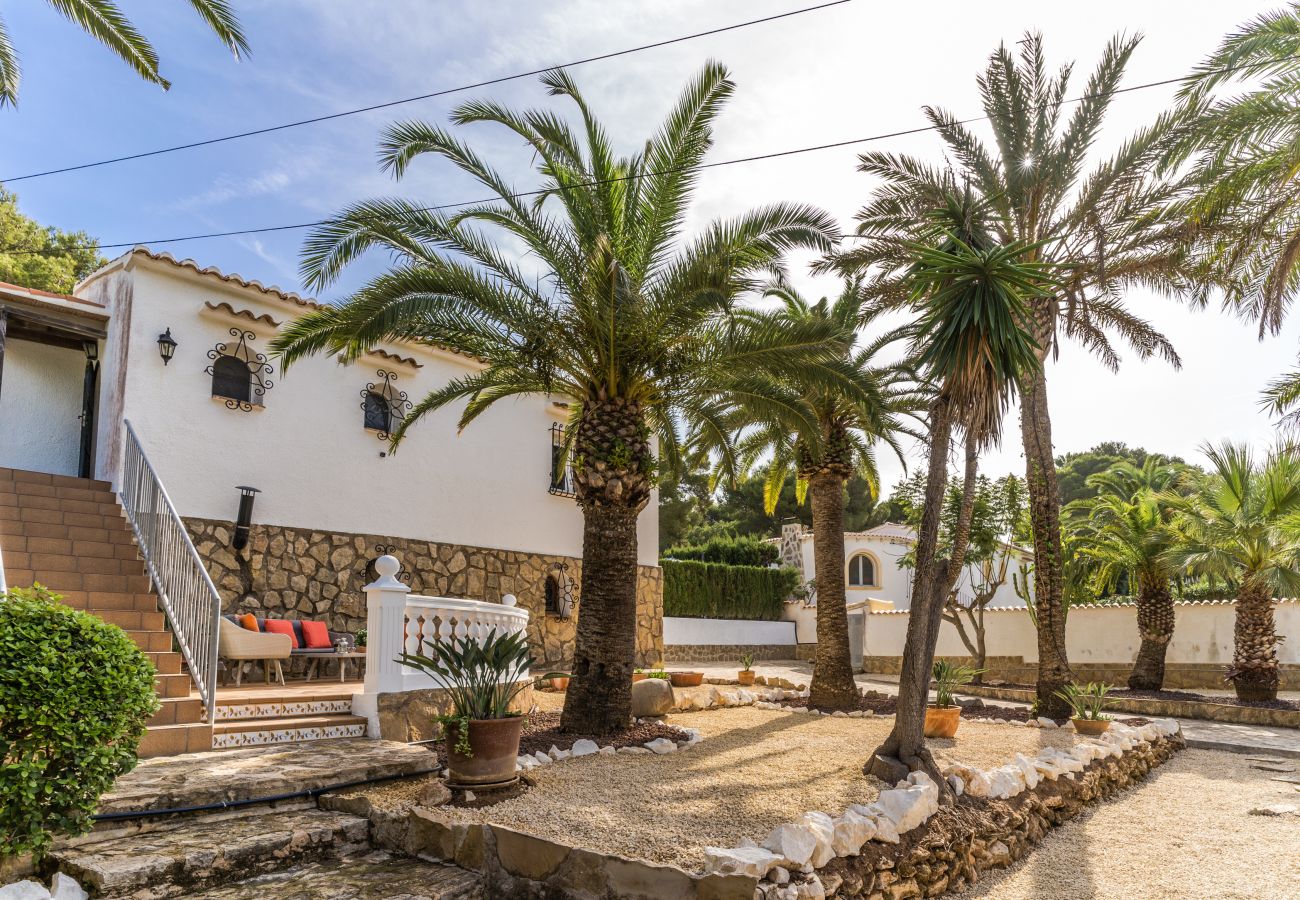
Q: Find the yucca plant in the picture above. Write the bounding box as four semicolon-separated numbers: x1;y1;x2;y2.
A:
930;660;983;709
739;653;754;672
397;629;534;722
1055;682;1114;721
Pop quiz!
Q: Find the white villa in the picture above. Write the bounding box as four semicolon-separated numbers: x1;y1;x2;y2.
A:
775;521;1031;643
0;248;662;753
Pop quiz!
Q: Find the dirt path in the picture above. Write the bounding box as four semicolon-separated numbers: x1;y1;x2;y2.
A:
955;749;1300;899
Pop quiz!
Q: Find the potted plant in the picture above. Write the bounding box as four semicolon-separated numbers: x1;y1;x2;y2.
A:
549;674;570;691
397;629;533;788
670;671;704;688
924;660;982;738
1056;682;1114;736
737;653;756;686
355;628;367;648
644;670;670;680
632;668;647;683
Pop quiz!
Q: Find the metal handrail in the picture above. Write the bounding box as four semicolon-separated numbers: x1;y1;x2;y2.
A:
118;420;222;721
0;538;7;593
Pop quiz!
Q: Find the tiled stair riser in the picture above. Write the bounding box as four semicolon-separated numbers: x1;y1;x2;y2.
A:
214;699;354;721
212;723;367;749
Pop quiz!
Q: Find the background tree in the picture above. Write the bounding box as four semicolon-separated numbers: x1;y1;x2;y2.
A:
0;189;103;293
865;226;1047;787
835;34;1192;717
729;278;920;710
895;471;1029;681
1065;458;1183;689
1169;442;1300;701
273;64;847;733
0;0;247;105
1056;442;1187;506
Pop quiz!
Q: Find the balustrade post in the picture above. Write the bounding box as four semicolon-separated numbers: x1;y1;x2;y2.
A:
355;555;410;737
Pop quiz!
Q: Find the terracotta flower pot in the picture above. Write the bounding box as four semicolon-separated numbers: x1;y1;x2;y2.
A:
1072;717;1111;736
443;716;525;788
737;670;756;686
632;672;647;683
923;705;961;739
670;671;704;688
550;676;569;691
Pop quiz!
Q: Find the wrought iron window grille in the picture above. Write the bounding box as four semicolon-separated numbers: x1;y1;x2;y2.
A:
361;369;412;440
545;561;575;617
359;543;410;586
204;328;273;411
549;422;576;498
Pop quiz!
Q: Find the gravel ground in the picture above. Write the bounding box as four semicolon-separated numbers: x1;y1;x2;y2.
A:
955;749;1300;900
440;705;1076;872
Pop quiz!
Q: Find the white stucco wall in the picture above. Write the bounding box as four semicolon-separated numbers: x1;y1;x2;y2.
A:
0;338;84;476
864;600;1300;666
663;616;796;646
77;255;658;565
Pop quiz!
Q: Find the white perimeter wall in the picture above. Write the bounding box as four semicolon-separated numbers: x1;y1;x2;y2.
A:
81;259;657;565
0;339;83;476
664;616;796;645
865;600;1300;666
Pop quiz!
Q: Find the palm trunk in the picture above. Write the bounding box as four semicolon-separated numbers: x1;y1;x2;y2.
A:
808;470;860;710
1019;360;1072;719
1230;575;1279;702
865;397;954;786
560;396;652;734
560;503;640;733
1128;571;1173;691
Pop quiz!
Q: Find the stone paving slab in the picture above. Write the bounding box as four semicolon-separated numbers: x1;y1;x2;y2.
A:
188;850;483;899
52;808;369;897
100;739;438;815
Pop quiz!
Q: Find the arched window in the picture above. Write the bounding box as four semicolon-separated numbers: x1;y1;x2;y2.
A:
211;354;251;405
544;574;561;615
847;553;877;587
363;391;392;433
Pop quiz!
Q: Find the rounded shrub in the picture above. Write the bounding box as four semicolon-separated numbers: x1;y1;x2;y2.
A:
0;585;160;859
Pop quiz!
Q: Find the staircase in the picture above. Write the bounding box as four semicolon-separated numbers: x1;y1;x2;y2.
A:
211;689;368;749
0;466;213;756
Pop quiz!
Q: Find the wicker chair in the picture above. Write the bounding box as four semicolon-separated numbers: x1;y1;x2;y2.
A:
218;617;292;686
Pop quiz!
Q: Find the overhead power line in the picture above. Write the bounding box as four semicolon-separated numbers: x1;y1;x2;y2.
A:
0;0;854;184
2;49;1287;259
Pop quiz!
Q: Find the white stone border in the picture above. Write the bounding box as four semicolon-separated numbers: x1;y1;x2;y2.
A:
514;726;705;773
700;717;1182;895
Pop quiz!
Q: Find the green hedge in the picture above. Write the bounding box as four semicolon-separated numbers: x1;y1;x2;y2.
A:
0;585;160;859
662;559;798;621
662;534;779;567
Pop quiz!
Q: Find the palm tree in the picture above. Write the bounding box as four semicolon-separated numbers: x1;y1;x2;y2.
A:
0;1;248;105
730;277;921;710
1171;3;1300;342
272;64;849;734
1169;442;1300;701
1065;459;1183;690
865;230;1047;787
833;34;1192;717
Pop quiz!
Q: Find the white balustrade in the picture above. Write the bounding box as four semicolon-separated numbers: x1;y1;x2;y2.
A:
353;555;531;736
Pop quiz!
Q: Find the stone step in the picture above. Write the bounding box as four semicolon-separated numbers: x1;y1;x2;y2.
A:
126;630;174;653
2;567;151;594
211;715;368;749
137;723;214;758
50;808;370;898
0;517;134;542
0;467;113;493
155;672;192;699
0;492;127;517
0;478;117;504
186;849;483;899
148;697;206;727
57;590;159;613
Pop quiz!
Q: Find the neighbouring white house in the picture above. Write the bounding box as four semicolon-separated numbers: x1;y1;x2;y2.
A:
1;247;663;670
775;520;1032;644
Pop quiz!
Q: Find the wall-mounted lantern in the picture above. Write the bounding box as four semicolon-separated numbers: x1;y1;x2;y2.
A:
157;328;177;365
232;485;260;551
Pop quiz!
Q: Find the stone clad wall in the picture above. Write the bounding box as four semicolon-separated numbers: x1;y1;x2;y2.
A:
186;518;663;669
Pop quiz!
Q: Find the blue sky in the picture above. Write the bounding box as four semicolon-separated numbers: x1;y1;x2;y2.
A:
2;0;1295;489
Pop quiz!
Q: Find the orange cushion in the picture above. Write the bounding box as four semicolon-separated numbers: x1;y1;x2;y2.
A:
238;613;259;632
263;619;298;648
301;620;332;649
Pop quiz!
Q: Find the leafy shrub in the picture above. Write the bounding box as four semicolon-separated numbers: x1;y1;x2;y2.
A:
0;585;160;859
662;534;779;567
662;560;798;621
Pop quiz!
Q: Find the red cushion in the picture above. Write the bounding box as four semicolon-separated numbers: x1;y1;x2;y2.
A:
301;620;333;649
263;619;299;648
238;613;259;632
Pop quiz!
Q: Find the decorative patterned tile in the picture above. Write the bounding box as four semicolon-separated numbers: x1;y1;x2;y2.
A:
214;700;353;721
211;724;366;749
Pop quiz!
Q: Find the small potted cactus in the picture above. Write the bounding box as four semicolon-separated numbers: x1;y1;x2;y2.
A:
737;653;756;686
